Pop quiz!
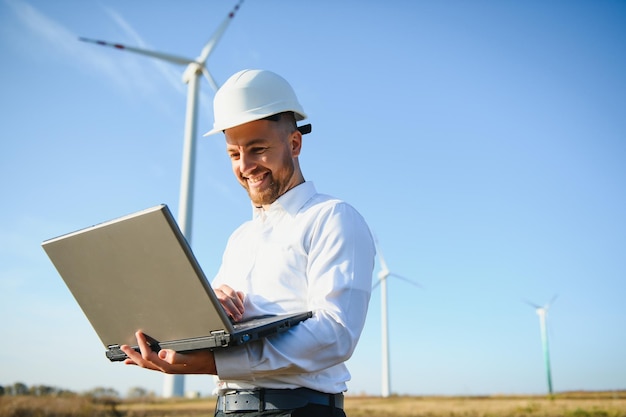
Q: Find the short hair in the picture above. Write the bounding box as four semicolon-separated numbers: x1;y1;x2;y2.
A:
263;111;297;134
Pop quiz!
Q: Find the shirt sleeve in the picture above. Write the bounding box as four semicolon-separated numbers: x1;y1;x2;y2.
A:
213;202;375;382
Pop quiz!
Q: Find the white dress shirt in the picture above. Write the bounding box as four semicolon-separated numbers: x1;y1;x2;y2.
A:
212;181;375;394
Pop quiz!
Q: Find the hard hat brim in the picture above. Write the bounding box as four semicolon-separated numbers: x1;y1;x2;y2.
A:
203;112;310;137
203;122;312;137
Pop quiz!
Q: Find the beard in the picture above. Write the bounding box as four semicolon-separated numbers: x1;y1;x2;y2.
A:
242;153;296;207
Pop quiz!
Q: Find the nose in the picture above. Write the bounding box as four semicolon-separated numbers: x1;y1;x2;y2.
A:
238;151;256;175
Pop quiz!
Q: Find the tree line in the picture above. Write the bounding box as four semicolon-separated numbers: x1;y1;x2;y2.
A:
0;382;154;399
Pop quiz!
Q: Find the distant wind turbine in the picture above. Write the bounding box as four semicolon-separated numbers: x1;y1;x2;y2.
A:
525;295;558;396
373;240;421;398
79;1;244;398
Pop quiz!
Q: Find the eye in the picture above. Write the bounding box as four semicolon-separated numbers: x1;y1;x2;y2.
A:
228;151;240;160
252;147;267;154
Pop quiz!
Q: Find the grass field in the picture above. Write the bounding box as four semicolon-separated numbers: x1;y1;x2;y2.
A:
1;391;625;417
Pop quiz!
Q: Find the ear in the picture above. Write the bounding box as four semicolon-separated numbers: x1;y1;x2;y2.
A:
290;130;302;157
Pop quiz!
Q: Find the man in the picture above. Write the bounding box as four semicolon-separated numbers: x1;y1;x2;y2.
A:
121;69;375;416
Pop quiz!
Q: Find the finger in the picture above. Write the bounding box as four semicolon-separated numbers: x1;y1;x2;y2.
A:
222;286;245;314
223;300;242;321
230;293;245;315
123;357;136;366
158;348;183;365
136;331;153;358
216;287;245;320
122;331;164;371
121;344;157;370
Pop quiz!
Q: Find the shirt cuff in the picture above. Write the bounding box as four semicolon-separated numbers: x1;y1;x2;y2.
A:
213;344;254;381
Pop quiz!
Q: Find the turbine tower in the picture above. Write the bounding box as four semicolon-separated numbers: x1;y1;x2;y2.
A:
372;240;421;398
525;295;558;396
79;1;244;398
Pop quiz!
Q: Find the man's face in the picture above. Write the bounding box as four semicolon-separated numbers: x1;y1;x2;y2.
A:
225;118;302;207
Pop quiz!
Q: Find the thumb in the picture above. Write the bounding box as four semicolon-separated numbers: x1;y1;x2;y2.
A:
158;349;179;364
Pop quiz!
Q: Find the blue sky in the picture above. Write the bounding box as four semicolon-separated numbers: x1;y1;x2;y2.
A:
1;0;625;397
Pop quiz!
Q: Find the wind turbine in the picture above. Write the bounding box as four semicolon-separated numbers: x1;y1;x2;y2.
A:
525;295;558;396
79;1;244;398
372;240;421;398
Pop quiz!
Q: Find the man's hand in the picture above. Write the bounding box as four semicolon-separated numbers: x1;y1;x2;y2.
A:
121;331;217;375
214;284;245;322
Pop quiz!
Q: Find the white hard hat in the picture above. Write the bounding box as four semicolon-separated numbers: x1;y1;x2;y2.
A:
204;69;310;136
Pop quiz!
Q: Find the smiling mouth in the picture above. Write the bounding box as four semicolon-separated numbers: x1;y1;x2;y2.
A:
245;172;269;188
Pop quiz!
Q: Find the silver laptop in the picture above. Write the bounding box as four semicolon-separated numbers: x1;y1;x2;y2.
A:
42;204;312;361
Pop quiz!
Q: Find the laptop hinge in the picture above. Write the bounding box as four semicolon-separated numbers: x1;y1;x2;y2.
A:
106;345;126;361
210;330;231;347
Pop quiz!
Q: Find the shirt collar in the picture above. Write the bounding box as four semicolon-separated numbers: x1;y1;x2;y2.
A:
252;181;316;219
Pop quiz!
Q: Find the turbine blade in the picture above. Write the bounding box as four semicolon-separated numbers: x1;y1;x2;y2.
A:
389;273;423;288
198;0;244;63
523;299;541;309
202;67;219;92
372;279;382;290
546;294;558;309
78;37;194;66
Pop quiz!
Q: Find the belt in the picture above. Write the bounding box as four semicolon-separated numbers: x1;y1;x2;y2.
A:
216;388;344;413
